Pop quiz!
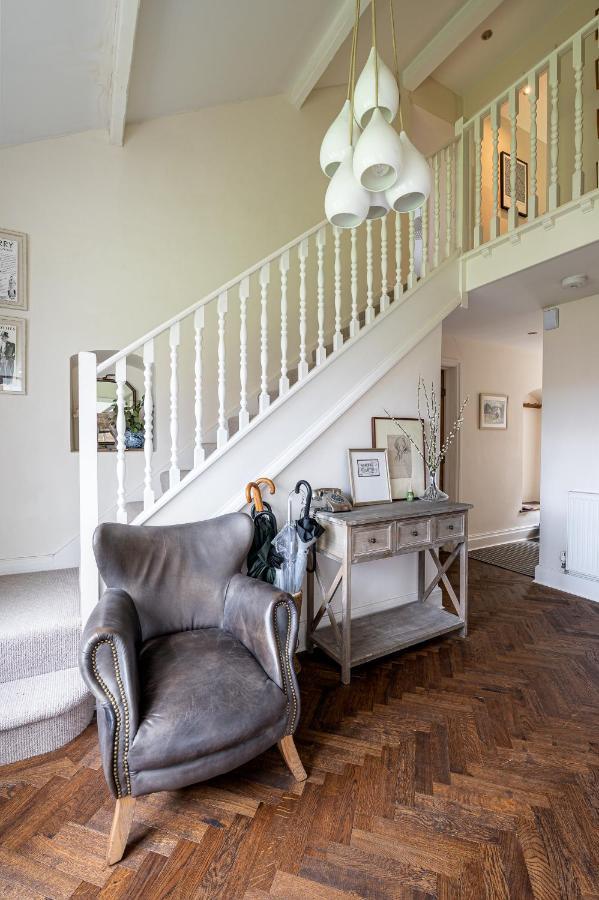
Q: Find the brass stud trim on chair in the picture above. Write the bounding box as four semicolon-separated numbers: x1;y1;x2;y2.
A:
91;638;132;797
273;599;298;733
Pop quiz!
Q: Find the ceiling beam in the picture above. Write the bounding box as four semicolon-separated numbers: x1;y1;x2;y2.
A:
288;0;371;110
109;0;141;146
402;0;504;92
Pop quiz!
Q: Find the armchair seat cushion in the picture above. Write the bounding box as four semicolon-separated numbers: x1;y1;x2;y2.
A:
128;628;287;773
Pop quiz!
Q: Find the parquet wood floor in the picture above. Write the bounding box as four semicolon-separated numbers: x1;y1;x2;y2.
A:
1;559;599;898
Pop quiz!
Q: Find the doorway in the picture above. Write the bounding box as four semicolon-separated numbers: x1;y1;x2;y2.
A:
440;360;461;501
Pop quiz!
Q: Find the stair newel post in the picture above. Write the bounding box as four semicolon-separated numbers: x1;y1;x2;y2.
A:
365;219;374;324
239;277;250;428
528;70;539;220
142;339;155;510
421;185;429;278
572;31;584;201
445;145;453;258
490;101;500;239
333;226;343;350
115;356;128;524
315;228;327;365
548;51;560;212
168;322;180;488
394;211;402;299
407;210;415;290
380;215;389;312
472;117;483;248
217;291;229;446
278;253;290;395
258;265;271;411
297;239;309;381
193;307;205;465
78;351;99;622
350;226;359;336
507;86;519;233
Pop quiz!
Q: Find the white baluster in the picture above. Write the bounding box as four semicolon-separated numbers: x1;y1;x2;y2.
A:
115;356;127;523
298;239;309;380
572;33;584;200
394;211;403;298
473;118;483;247
490;101;500;239
315;229;327;365
445;146;452;257
193;308;205;467
259;265;270;411
548;51;560;211
168;322;180;489
508;87;519;232
278;254;290;394
421;191;429;278
350;227;359;337
433;153;441;266
366;220;374;324
407;210;415;290
142;340;154;509
239;277;250;429
333;226;343;350
528;70;539;220
216;291;229;446
380;216;389;312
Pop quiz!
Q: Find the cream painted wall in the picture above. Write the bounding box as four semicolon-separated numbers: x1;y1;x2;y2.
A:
441;334;543;546
522;405;542;503
536;294;599;601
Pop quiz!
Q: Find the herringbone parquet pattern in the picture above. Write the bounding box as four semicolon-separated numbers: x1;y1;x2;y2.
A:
1;559;599;898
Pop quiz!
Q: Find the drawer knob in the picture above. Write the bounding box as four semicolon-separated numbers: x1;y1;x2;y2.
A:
368;537;377;544
411;529;419;537
448;524;454;531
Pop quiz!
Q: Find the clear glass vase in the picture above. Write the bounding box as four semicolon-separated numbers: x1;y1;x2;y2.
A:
420;469;449;502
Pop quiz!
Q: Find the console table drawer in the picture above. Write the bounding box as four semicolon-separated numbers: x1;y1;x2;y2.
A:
352;524;393;561
397;517;432;548
436;514;465;541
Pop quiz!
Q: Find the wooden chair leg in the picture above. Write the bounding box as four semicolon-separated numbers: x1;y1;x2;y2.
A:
106;796;136;865
278;735;307;782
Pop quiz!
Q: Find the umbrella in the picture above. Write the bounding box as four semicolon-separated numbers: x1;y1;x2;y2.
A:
245;480;283;584
272;491;299;593
273;480;325;594
292;480;325;593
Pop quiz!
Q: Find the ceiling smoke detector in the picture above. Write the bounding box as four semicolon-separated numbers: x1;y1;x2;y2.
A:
561;274;588;289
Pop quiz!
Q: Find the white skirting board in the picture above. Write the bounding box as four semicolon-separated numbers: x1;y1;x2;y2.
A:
468;524;539;551
534;565;599;603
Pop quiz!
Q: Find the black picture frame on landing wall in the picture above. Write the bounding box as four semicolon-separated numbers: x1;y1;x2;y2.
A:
500;151;528;218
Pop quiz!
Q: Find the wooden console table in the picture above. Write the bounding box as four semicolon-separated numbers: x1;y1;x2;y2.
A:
306;500;472;683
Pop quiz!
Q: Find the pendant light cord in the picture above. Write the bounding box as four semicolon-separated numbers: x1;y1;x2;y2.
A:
348;0;360;144
389;0;403;129
372;0;379;108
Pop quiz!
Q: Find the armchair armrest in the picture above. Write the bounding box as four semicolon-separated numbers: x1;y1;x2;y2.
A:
79;589;142;798
223;574;300;734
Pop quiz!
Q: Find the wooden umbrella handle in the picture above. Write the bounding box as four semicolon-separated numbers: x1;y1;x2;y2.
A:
255;477;275;496
245;481;264;512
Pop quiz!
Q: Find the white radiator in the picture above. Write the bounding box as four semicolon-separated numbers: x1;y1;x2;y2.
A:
567;491;599;580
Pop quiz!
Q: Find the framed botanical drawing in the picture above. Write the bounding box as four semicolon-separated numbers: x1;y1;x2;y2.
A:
347;448;392;506
371;416;426;499
479;393;508;429
0;316;27;395
0;229;28;311
500;151;528;218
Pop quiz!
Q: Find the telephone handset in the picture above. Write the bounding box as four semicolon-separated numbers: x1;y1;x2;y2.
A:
312;487;353;513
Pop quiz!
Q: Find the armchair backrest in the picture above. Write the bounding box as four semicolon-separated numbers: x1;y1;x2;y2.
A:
93;513;254;641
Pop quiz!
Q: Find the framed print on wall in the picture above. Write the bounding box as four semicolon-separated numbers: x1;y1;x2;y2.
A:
479;393;507;429
371;416;426;499
347;448;392;506
499;151;528;218
0;228;28;311
0;316;27;395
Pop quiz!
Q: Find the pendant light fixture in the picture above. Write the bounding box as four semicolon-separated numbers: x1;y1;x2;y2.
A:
367;190;390;220
353;0;402;192
324;0;369;228
320;99;354;178
354;46;399;127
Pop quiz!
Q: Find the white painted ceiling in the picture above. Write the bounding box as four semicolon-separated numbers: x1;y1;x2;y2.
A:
443;242;599;349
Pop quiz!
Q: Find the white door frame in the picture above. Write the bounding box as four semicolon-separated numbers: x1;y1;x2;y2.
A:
441;357;462;502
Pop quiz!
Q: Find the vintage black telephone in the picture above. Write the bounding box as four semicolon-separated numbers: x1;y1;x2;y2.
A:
312;487;353;513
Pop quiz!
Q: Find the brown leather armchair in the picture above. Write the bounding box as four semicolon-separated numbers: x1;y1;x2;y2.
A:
79;513;305;865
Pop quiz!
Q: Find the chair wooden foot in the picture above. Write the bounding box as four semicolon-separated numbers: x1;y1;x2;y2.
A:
278;735;307;782
106;796;136;865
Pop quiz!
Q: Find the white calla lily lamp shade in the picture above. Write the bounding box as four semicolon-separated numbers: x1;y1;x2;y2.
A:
353;108;403;192
325;146;370;229
367;190;390;220
320;99;355;178
354;47;399;128
386;132;432;212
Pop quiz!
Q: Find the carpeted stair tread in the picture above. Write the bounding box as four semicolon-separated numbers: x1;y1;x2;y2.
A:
0;667;91;731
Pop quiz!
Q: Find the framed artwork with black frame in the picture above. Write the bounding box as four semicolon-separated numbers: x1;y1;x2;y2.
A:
500;151;528;218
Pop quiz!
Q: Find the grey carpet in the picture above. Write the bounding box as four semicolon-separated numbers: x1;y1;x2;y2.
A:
469;540;539;577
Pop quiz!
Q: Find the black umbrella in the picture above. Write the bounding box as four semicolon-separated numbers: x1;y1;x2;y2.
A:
289;481;324;592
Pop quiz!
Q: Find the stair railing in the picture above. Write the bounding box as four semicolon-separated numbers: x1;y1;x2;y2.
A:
78;139;458;621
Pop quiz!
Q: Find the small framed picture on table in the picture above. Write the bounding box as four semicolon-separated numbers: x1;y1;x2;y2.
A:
371;416;426;499
347;448;392;506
